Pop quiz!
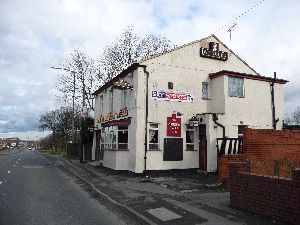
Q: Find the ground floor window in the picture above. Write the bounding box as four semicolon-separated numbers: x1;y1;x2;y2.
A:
186;127;195;150
149;123;159;150
238;125;248;137
101;125;128;150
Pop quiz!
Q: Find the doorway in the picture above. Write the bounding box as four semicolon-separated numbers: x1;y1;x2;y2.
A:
95;131;101;161
199;125;207;170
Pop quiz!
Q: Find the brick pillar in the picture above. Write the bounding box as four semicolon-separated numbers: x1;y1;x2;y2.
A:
292;168;300;224
229;162;250;177
292;168;300;181
228;162;250;207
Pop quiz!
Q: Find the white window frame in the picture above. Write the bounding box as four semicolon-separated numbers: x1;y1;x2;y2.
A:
109;90;113;112
121;90;127;108
102;125;128;150
228;77;245;97
117;126;128;150
202;82;210;99
99;95;103;114
186;127;195;150
149;123;159;150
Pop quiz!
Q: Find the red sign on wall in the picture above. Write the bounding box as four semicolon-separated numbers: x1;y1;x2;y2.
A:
167;114;181;137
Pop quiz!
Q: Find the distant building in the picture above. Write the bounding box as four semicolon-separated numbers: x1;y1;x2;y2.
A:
92;34;287;173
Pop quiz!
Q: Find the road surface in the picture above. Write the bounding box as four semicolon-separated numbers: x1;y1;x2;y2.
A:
0;148;126;225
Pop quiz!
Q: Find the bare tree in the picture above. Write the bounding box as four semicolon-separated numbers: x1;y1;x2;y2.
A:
288;107;300;125
39;106;82;150
54;26;174;110
100;26;174;80
55;49;102;111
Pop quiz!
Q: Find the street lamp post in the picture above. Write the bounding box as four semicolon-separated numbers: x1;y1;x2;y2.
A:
50;67;76;143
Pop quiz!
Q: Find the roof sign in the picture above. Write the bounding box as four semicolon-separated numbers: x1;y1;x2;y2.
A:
200;42;228;61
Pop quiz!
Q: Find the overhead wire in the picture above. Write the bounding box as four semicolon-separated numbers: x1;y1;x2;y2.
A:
213;0;266;35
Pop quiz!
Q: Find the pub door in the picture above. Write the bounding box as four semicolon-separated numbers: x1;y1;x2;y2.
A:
199;124;207;170
95;131;101;161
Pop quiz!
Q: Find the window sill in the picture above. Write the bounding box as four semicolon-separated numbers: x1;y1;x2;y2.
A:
228;96;245;98
148;149;162;151
201;98;211;100
185;149;197;151
104;148;129;151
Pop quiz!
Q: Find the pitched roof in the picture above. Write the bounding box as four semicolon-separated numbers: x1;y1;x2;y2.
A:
209;70;288;84
93;34;271;94
93;63;141;95
141;34;259;75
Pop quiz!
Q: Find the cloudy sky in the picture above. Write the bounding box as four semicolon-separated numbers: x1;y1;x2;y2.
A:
0;0;299;139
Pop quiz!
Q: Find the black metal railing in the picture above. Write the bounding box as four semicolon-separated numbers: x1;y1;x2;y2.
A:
216;137;243;157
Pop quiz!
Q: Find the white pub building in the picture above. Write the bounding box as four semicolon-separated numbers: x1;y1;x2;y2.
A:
91;35;287;173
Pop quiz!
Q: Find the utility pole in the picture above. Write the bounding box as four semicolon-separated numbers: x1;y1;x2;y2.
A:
71;71;75;143
271;72;276;130
80;72;86;163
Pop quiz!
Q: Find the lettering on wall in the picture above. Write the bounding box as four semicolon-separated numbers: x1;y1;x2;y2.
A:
151;90;194;102
200;42;228;61
96;107;128;124
167;114;181;137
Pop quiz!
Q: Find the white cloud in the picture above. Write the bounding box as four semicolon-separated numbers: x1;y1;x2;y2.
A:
0;0;300;135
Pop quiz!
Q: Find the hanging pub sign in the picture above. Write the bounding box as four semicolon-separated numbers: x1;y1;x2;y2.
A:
167;114;181;137
151;90;194;102
200;42;228;61
96;107;128;124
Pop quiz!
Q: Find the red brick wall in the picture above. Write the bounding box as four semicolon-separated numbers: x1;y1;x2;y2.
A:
229;162;300;225
218;155;246;182
218;129;300;181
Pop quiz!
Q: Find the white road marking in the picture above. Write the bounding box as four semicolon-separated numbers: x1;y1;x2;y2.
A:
147;207;182;221
13;165;16;167
7;171;11;174
18;158;20;161
22;165;43;169
0;181;2;185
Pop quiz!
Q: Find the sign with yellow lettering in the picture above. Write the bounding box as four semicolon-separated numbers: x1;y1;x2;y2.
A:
96;108;128;124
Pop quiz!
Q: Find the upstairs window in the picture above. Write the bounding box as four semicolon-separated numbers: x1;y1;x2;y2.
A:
202;82;209;99
228;77;244;97
99;95;103;114
121;90;127;108
109;90;113;112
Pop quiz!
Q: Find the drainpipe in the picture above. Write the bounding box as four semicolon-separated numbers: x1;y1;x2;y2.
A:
270;72;276;130
213;113;226;157
212;114;225;138
140;65;149;175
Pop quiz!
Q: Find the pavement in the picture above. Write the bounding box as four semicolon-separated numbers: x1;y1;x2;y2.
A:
43;153;290;225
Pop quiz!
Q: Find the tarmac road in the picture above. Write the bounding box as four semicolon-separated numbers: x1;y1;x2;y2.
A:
0;149;126;225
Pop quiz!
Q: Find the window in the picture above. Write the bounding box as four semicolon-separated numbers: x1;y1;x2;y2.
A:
228;77;244;97
149;123;159;150
121;90;127;108
118;126;128;149
99;95;103;114
102;126;128;150
202;82;209;99
238;125;248;137
109;90;113;112
186;127;195;150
